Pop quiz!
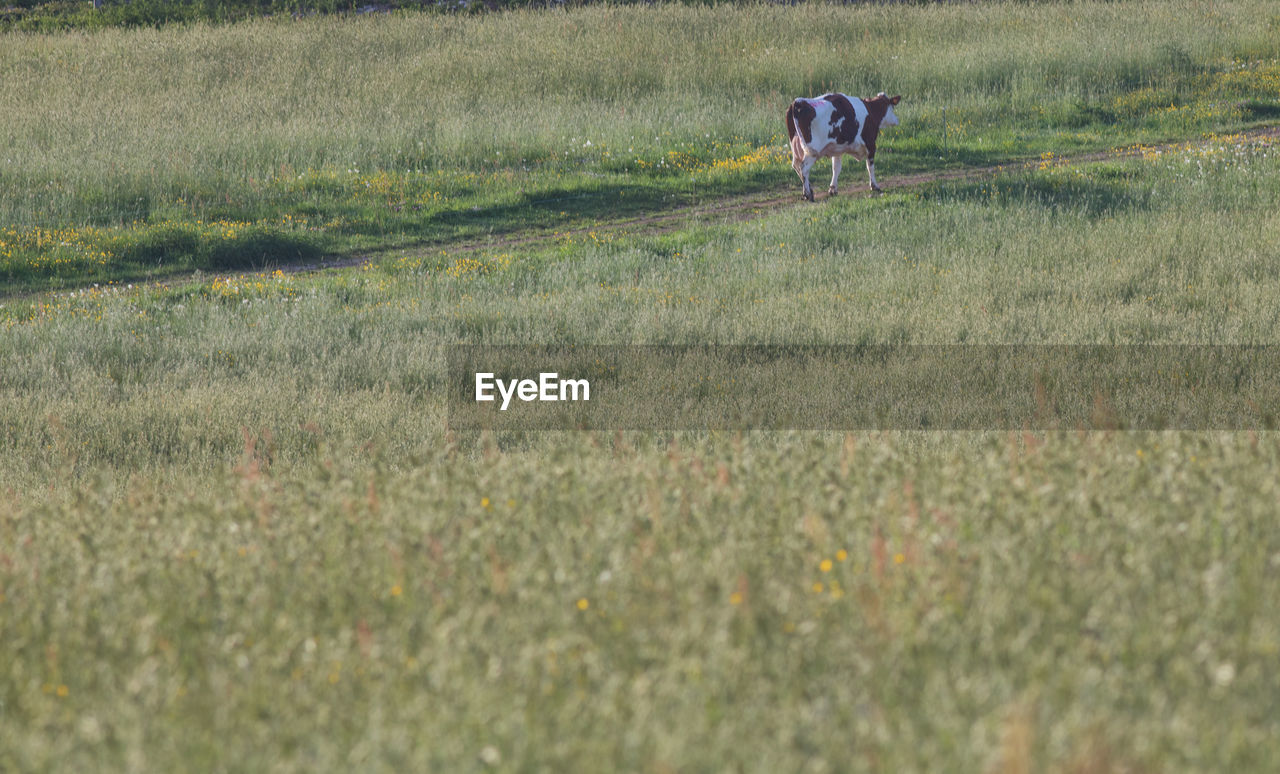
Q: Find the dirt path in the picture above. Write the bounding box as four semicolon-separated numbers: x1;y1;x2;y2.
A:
14;125;1280;295
292;124;1278;272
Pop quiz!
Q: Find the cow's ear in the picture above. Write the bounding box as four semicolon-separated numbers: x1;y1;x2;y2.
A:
890;95;901;105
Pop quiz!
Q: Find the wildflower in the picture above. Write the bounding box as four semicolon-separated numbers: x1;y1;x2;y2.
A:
576;598;589;611
729;592;743;606
1213;662;1236;687
819;559;833;573
391;584;403;597
836;549;848;562
893;553;906;565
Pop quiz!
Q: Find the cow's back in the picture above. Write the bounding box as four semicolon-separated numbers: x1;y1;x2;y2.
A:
790;94;871;159
818;93;862;146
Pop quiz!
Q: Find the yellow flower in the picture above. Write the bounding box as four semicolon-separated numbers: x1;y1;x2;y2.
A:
893;553;906;565
481;497;491;508
836;549;848;562
56;685;68;697
729;592;743;606
811;582;824;594
391;584;403;597
576;598;589;611
819;559;833;573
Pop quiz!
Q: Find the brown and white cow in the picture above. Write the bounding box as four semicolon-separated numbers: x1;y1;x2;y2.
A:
786;92;901;201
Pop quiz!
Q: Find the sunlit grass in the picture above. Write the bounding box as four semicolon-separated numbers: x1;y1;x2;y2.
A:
5;122;1280;774
3;1;1280;292
5;3;1280;771
4;133;1280;478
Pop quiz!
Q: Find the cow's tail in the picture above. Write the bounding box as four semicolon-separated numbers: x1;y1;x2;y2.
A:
785;99;802;141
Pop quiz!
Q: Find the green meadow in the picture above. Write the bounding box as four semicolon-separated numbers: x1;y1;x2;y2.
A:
4;1;1280;772
2;0;1280;291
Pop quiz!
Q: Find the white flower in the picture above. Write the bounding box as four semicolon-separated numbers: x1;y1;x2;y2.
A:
1213;662;1236;687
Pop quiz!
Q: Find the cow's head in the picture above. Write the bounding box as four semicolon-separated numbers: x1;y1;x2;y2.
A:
878;93;902;127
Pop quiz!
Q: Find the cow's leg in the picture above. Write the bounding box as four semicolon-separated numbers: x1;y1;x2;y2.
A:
828;155;842;196
791;137;817;201
800;155;816;201
866;157;882;193
790;134;806;175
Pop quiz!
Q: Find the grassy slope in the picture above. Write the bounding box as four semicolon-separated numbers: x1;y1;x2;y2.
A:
5;2;1280;771
2;0;1280;292
5;130;1280;770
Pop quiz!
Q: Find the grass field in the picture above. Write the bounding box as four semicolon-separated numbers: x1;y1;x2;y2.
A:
3;0;1280;291
4;1;1280;772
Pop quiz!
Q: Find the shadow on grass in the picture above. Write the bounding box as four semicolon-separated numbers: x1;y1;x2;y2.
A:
918;167;1153;218
1;228;328;296
1240;101;1280;120
112;227;326;273
356;172;788;252
2;172;782;296
202;232;326;270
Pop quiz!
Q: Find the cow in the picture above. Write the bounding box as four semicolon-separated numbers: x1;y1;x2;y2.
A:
786;92;901;201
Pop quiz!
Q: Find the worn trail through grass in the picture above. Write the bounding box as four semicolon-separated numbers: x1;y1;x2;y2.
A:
294;124;1280;277
6;123;1275;304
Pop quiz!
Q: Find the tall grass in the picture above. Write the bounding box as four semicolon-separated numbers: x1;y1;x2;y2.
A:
5;5;1280;771
5;429;1280;772
2;1;1279;289
5;134;1280;487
